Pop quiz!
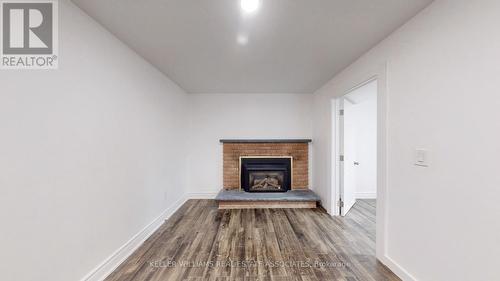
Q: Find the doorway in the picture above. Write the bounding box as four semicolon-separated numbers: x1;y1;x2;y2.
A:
338;79;378;216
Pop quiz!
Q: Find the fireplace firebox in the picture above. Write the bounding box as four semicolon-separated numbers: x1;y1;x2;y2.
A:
240;157;292;192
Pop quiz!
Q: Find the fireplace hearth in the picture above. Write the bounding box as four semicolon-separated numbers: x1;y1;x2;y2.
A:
240;157;291;192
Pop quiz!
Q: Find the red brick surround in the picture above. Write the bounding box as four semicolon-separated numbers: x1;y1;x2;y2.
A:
223;142;309;190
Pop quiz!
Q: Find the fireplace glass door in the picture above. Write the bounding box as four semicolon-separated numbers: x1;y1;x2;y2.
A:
248;171;285;192
240;157;291;192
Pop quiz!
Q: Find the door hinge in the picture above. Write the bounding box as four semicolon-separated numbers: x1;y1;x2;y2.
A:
339;109;344;116
339;155;344;161
338;199;344;208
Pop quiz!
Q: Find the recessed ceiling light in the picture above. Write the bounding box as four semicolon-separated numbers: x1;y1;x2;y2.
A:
240;0;260;14
237;34;249;45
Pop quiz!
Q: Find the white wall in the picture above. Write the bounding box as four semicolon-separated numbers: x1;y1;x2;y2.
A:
0;1;189;281
313;0;500;280
187;93;313;195
345;81;377;199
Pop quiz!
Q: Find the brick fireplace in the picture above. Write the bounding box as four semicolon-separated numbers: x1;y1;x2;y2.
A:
220;139;311;191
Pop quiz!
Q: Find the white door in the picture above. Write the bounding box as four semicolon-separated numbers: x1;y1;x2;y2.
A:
341;99;358;216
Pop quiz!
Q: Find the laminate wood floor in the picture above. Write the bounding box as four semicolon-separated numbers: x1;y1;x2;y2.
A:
105;199;400;281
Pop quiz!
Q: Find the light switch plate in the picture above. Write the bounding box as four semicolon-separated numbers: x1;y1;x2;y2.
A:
415;149;429;167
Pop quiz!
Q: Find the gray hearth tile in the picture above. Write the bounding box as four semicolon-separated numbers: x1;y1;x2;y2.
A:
215;189;321;202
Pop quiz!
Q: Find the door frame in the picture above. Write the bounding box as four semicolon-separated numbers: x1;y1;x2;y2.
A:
335;77;377;215
330;68;388;260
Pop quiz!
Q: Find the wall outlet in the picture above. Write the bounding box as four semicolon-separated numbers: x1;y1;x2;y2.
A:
415;149;429;167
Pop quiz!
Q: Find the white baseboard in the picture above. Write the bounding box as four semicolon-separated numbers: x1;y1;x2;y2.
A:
80;194;188;281
356;192;377;199
186;191;218;199
379;255;418;281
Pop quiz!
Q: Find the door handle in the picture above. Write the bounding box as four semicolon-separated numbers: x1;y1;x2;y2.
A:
354;162;360;166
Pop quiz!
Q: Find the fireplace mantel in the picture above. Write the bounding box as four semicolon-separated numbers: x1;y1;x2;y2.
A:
220;139;312;143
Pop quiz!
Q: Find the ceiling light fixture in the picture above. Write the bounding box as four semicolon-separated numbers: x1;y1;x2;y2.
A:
237;34;249;45
240;0;260;14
